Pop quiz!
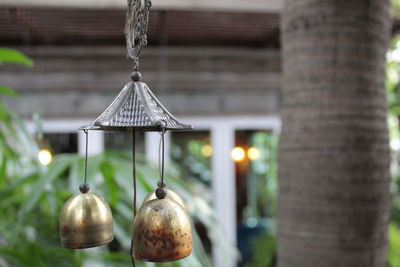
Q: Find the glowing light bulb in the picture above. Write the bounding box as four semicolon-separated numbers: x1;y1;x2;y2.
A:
38;149;53;166
231;147;245;162
247;147;260;161
201;145;213;157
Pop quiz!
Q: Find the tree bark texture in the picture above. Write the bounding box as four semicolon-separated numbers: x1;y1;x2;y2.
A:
278;0;392;266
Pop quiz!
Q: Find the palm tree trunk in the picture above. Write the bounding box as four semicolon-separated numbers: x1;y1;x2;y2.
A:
278;1;392;266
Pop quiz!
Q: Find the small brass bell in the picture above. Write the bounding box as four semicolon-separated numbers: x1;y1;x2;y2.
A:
59;183;114;249
142;188;186;210
132;189;192;262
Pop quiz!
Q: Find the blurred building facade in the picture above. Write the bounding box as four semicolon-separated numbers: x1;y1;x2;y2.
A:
0;1;282;267
0;7;281;118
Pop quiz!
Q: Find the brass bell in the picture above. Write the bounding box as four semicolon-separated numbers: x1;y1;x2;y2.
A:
142;189;186;210
132;193;192;262
59;184;114;249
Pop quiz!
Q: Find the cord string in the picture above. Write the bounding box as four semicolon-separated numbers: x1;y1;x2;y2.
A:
84;130;88;184
158;121;167;187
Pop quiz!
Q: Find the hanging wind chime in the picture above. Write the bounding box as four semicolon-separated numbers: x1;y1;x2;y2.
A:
59;0;193;263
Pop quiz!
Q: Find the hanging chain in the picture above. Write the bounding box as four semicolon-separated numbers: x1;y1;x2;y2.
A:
125;0;152;70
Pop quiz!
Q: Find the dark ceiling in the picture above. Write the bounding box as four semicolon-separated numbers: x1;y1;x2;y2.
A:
0;7;280;48
2;7;400;48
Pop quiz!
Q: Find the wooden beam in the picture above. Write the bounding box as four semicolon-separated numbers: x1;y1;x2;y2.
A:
0;46;281;93
0;46;281;118
0;0;282;13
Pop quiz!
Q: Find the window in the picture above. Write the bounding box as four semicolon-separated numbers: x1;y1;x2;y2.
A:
170;131;212;188
42;133;78;154
235;130;278;265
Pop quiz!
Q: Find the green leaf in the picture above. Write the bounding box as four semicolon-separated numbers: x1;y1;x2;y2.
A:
0;172;40;201
0;48;33;66
18;156;72;217
8;110;40;158
0;85;20;98
100;160;120;206
0;246;31;266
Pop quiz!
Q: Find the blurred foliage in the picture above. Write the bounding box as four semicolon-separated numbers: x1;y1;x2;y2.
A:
0;48;235;266
386;35;400;266
387;37;400;118
170;132;212;186
245;231;276;267
0;149;216;267
170;132;212;211
393;0;400;16
388;223;400;267
249;132;278;219
0;48;33;67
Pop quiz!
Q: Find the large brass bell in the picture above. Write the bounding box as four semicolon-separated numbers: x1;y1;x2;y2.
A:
59;183;114;249
132;189;192;262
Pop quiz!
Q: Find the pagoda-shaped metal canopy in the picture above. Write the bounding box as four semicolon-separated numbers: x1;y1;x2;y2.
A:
80;0;191;132
80;79;192;131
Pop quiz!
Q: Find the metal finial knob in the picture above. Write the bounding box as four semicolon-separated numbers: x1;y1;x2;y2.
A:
79;183;90;193
155;187;167;199
131;71;142;82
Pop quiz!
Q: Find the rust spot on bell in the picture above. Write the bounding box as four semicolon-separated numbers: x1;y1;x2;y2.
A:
132;198;192;262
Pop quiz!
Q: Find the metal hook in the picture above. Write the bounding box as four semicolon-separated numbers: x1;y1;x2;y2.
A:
125;0;152;70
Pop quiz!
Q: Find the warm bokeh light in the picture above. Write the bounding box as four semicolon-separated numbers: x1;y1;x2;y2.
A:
247;147;260;161
231;147;246;162
201;144;213;157
38;149;53;166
